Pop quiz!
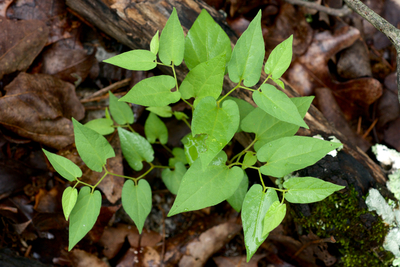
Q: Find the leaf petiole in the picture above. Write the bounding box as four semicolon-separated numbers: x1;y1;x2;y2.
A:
217;81;242;106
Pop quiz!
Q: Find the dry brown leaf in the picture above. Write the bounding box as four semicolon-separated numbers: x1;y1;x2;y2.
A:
213;254;266;267
69;249;108;267
0;73;85;149
40;41;97;84
178;220;242;267
337;39;372;79
7;0;72;44
0;18;48;79
384;117;400;151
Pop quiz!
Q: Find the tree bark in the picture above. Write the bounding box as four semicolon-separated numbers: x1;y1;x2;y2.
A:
66;0;386;187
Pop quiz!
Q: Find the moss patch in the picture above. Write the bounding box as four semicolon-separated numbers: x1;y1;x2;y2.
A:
293;186;393;266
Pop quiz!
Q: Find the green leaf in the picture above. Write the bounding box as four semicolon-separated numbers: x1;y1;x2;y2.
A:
72;118;115;172
173;111;189;120
105;107;111;120
159;7;184;65
257;136;342;177
150;30;159;55
118;127;154;171
227;10;264;87
181;133;207;166
68;187;101;251
262;201;286;236
168;155;243;216
283;177;345;203
242;186;278;262
109;92;134;125
161;162;186;195
62;187;78;221
220;96;255;132
184;9;232;70
264;35;293;79
119;75;180;107
169;147;188;167
241;96;314;151
253;84;308;129
242;152;257;169
180;54;226;107
144;112;168;144
84;118;114;135
42;149;82;181
227;172;249;212
121;179;152;234
273;78;285;89
146;106;173;118
192;97;239;168
103;49;156;71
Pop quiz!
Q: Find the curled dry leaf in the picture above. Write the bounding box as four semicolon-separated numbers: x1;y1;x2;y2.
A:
0;73;85;149
40;41;97;84
7;0;73;44
264;3;313;58
0;18;48;80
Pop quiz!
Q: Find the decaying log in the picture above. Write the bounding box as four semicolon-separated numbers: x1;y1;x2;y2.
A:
66;0;386;187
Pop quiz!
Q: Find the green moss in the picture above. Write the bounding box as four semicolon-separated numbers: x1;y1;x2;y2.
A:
293;186;393;266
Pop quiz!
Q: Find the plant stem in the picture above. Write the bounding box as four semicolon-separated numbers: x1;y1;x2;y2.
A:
238;86;256;92
259;169;267;191
92;168;109;190
228;137;257;164
217;82;242;106
160;143;173;154
182;117;191;130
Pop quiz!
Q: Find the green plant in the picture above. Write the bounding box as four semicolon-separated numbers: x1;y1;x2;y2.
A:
42;8;344;261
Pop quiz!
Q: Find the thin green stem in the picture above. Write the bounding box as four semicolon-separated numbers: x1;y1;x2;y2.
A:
181;98;193;109
182;117;191;130
228;137;257;164
217;82;242;106
260;74;272;88
134;163;156;182
92;168;109;190
156;62;170;67
75;180;94;190
161;143;173;154
238;85;256;92
259;169;267;192
127;124;135;132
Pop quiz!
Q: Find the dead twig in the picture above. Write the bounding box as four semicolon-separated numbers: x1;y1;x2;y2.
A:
81;77;131;103
284;0;352;16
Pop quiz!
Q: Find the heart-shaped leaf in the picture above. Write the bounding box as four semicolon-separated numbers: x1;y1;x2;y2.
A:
184;9;232;70
72;118;115;172
241;96;314;150
144;113;168;144
181;133;208;166
227;10;264;87
69;187;101;251
62;187;78;221
253;84;308;129
242;152;257;169
121;179;152;234
180;54;226;107
169;147;188;167
159;7;185;66
42;149;82;181
103;49;156;71
257;136;342;177
118;127;154;171
242;186;278;262
168;156;243;216
146;106;173;118
283;177;345;203
191;97;239;168
119;75;180;107
109;92;134;125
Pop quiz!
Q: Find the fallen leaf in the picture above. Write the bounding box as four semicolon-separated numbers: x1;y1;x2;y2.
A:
337;39;372;79
69;249;108;267
0;18;48;79
377;72;400;128
40;41;97;84
7;0;73;44
384;117;400;151
213;254;266;267
0;73;85;149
